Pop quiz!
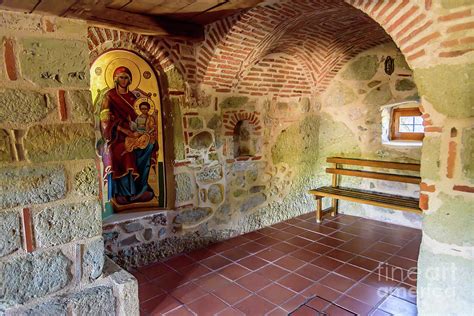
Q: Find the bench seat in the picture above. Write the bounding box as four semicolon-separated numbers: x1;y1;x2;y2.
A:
309;186;421;214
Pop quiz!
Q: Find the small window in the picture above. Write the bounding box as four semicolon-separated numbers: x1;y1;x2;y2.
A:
390;107;424;141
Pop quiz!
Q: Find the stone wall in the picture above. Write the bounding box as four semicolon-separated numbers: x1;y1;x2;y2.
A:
320;43;422;228
0;12;137;315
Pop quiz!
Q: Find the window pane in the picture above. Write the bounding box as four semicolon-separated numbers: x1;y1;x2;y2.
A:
399;124;414;132
414;116;423;124
414;125;424;133
400;116;415;125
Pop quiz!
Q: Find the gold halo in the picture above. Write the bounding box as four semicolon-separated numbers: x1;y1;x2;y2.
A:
133;97;156;116
105;58;141;91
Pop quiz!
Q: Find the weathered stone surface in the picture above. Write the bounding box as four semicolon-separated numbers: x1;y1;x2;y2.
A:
441;0;472;9
175;173;193;202
246;169;258;183
0;211;20;257
174;207;212;225
414;63;474;118
150;213;167;226
327;81;357;107
189;131;213;150
240;193;266;213
19;38;89;88
272;115;320;174
207;114;222;130
0;250;71;305
67;90;94;122
33;201;101;248
208;184;223;204
122;222;144;233
24;299;67;316
462;127;473;182
342;55;379;81
119;235;140;247
0;165;66;209
394;54;410;70
424;193;474;246
220;96;248;109
24;124;95;162
83;238;104;281
250;185;265;193
0;129;12;163
367;80;381;88
417;247;474;315
69;286;115;316
196;164;222;183
171;97;185;160
233;189;247;198
363;83;392;106
143;228;153;241
74;164;99;196
0;89;54;124
420;136;441;181
188;117;203;129
395;79;416;91
166;68;185;91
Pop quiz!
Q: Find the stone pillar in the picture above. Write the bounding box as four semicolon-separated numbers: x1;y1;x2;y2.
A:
0;12;137;315
414;60;474;315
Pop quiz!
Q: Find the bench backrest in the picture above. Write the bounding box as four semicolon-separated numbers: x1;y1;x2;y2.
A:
326;157;421;185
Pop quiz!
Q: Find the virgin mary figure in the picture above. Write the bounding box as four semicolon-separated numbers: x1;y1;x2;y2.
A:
100;66;156;206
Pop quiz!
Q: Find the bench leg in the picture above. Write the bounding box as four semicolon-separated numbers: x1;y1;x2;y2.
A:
331;198;338;217
315;197;323;223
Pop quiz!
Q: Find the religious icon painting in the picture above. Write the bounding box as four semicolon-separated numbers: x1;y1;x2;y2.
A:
91;50;167;216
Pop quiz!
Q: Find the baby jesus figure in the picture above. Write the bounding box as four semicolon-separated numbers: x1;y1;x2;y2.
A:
123;101;156;154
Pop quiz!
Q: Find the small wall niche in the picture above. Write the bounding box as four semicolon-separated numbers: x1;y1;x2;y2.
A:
233;120;255;158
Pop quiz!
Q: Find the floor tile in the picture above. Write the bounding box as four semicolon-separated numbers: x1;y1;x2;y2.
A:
234;295;276;315
274;255;306;271
256;248;287;262
139;282;165;302
335;263;371;281
277;273;313;293
336;294;374;315
256;264;291;281
237;255;268;270
212;283;251;305
138;263;174;281
164;306;194;316
318;273;356;293
290;305;319;316
216;307;245;316
200;255;232;270
257;283;297;305
197;272;232;292
141;294;182;315
164;255;195;270
218;263;252;280
346;282;387;306
301;283;342;302
220;248;250;261
169;282;207;304
236;271;273;292
186;293;228;316
306;296;332;311
295;263;328;281
311;255;344;271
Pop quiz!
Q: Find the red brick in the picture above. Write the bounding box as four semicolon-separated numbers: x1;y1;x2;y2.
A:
58;90;67;121
446;141;457;178
420;182;436;193
419;194;429;210
453;185;474;193
21;208;35;253
4;38;17;81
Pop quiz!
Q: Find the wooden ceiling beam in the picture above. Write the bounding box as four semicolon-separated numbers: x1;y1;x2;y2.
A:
0;0;204;40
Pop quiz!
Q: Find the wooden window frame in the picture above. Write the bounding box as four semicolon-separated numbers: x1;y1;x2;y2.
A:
390;107;424;141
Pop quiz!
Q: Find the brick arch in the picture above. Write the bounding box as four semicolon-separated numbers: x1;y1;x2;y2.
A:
88;27;195;86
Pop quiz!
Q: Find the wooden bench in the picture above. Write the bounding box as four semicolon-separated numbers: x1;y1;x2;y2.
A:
308;157;422;223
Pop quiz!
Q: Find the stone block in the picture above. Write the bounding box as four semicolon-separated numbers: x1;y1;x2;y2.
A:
208;184;223;204
395;79;416;91
171;97;185;160
207;114;222;130
150;213;167;226
33;201;101;248
66;90;94;122
74;164;99;196
24;124;95;162
240;193;267;213
220;96;249;109
188;117;203;129
0;211;21;257
122;222;144;233
175;173;193;203
24;299;67;316
0;129;13;163
342;55;379;81
414;62;474;118
189;131;213;150
0;250;71;306
165;68;185;91
174;207;212;225
196;164;223;183
83;237;105;282
461;128;473;182
424;193;474;246
19;38;89;88
0;165;66;209
420;136;441;181
69;286;115;316
363;83;392;106
0;89;55;125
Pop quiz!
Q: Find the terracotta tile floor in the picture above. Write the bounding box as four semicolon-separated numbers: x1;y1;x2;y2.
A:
129;213;421;315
